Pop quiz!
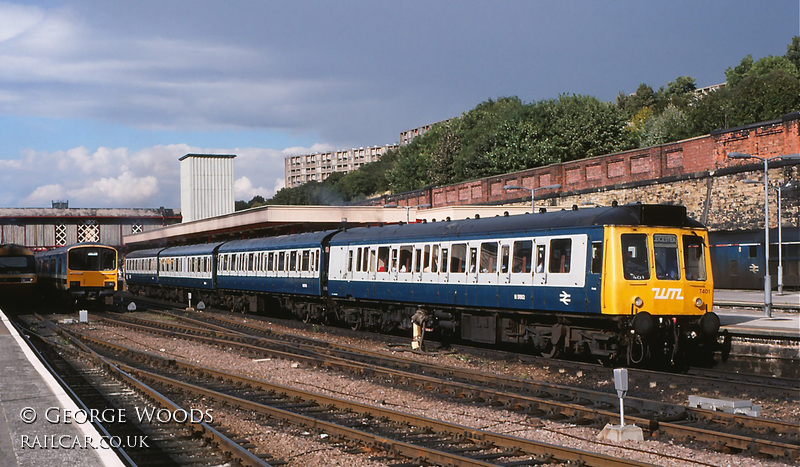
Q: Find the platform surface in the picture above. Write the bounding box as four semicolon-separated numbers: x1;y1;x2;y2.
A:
0;308;124;467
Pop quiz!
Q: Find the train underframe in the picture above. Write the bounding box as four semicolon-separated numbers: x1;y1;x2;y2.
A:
127;283;724;368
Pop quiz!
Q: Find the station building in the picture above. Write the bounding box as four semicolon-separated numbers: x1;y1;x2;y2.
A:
0;203;180;251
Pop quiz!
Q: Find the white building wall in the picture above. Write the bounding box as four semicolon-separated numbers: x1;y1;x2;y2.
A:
180;154;236;223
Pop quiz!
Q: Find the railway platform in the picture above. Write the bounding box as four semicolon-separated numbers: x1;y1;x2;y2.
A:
0;308;125;467
714;289;799;339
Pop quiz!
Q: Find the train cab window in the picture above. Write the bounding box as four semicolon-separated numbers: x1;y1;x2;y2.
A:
399;246;413;273
480;242;498;273
748;245;758;258
621;234;650;280
450;244;466;273
683;235;707;281
590;242;603;274
501;245;510;272
377;247;389;272
512;241;532;273
654;234;680;280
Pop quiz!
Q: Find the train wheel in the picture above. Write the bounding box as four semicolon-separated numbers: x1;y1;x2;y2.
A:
349;315;363;331
540;339;561;359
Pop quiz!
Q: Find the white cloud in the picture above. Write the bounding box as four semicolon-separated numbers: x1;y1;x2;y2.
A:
6;142;323;208
0;3;44;43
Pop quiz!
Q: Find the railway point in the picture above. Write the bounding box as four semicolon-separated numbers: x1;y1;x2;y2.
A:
0;309;126;467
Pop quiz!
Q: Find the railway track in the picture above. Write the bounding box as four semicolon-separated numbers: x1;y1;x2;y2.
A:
17;314;277;467
78;306;799;463
42;316;655;467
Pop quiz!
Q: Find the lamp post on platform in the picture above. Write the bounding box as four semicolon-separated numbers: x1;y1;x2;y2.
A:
503;184;561;213
728;152;800;317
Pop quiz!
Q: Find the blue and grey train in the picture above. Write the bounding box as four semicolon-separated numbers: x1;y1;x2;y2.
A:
125;204;723;367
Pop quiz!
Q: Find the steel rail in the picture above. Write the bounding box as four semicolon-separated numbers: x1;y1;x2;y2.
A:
36;316;273;467
72;331;656;467
78;316;799;463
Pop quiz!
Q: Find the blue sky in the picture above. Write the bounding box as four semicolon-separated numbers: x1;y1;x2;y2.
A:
0;0;797;208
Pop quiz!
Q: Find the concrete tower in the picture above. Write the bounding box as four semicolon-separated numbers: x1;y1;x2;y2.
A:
179;153;236;223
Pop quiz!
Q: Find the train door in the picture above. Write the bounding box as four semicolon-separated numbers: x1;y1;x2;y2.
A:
542;235;588;312
418;243;441;303
476;240;499;307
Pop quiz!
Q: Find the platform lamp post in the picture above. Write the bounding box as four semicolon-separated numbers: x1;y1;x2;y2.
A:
503;184;561;213
384;203;431;223
727;152;800;317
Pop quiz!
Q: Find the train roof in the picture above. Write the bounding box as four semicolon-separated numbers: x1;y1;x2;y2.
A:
159;242;227;257
125;247;167;259
0;244;34;256
218;230;339;253
331;204;702;244
35;242;117;257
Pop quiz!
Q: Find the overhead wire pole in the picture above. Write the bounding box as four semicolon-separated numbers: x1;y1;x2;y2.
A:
503;184;561;213
727;152;800;318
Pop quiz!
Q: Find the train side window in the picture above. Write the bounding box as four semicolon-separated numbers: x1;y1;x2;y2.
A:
683;235;707;281
441;247;449;273
301;250;310;271
512;240;532;273
369;249;377;272
621;234;649;280
501;245;509;272
390;248;399;272
591;242;602;274
469;247;477;273
248;253;255;271
399;246;413;272
450;244;466;273
430;245;439;273
414;248;422;273
377;247;389;272
348;250;354;272
278;252;285;271
267;252;274;271
362;248;370;272
549;239;571;273
480;242;497;273
535;245;546;273
290;251;298;271
422;246;431;273
355;248;362;272
654;234;680;280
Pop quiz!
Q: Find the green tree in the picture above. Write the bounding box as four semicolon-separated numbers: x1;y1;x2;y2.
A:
728;70;800;126
639;104;690;146
786;36;800;73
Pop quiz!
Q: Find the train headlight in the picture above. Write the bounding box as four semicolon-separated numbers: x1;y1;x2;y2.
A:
633;296;644;308
694;297;704;308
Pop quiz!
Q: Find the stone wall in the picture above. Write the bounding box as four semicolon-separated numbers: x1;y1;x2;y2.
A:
372;112;800;232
